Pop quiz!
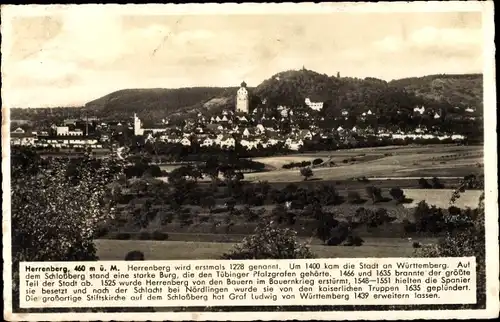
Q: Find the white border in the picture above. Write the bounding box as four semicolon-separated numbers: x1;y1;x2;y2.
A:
2;2;498;321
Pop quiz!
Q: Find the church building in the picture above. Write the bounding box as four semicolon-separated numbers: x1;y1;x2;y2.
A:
236;81;249;114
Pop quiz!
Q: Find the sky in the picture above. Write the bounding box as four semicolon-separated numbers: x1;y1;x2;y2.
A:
1;4;486;108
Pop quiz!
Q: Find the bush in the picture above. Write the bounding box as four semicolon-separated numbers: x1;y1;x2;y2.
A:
327;222;351;246
152;231;169;240
347;191;363;204
389;187;405;203
365;186;383;203
210;207;227;214
125;250;145;260
300;167;314;181
221;222;316;259
312;158;323;165
418;178;432;188
343;235;364;246
115;232;132;240
315;211;339;243
412;242;422;248
413;201;446;233
431;177;445;189
138;231;151;240
354;207;394;228
403;219;417;234
95;226;109;238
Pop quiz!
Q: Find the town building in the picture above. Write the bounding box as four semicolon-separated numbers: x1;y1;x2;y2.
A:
236;81;249;114
304;97;324;111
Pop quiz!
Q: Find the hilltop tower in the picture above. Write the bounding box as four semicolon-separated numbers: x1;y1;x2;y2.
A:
236;81;249;114
133;113;144;136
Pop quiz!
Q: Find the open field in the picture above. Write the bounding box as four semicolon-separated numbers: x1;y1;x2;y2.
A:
95;236;433;260
402;189;482;209
157;145;483;185
245;144;483;183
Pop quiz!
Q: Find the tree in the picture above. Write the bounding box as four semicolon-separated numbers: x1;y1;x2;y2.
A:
300;167;313;181
125;251;145;260
221;222;315;259
365;186;383;203
431;177;445;189
11;149;123;309
225;198;237;213
312;158;323;166
271;204;288;225
201;196;217;212
418;177;432;188
316;211;339;244
347;191;362;204
389;187;405;203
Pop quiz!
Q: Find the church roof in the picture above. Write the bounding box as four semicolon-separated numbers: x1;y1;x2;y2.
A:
240;81;247;88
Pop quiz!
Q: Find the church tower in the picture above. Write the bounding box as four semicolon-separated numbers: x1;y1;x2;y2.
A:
236;81;249;114
133;113;143;136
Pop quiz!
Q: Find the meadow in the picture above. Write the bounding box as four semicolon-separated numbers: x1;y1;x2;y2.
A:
96;237;434;260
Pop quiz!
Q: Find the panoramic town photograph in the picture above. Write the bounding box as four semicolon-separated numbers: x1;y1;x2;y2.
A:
3;5;490;313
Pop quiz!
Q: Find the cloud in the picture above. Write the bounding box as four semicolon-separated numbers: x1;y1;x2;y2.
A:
373;26;482;55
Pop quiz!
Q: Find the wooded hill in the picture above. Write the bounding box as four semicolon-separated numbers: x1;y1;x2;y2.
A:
11;70;482;125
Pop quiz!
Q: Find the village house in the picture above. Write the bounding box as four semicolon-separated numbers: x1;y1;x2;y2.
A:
240;139;259;150
413;106;425;114
180;137;192;146
236;115;248;122
297;129;313;140
219;135;236;149
304;97;324;111
285;137;304;151
10;128;36;146
201;136;216;147
255;124;266;134
242;127;256;138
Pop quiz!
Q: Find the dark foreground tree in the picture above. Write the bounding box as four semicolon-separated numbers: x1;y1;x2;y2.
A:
11;149;123;311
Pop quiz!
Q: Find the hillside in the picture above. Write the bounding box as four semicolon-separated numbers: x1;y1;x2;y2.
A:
81;70;482;123
84;87;236;121
11;70;482;125
389;74;483;112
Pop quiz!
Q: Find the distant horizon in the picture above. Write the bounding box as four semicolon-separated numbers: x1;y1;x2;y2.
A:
2;6;485;108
